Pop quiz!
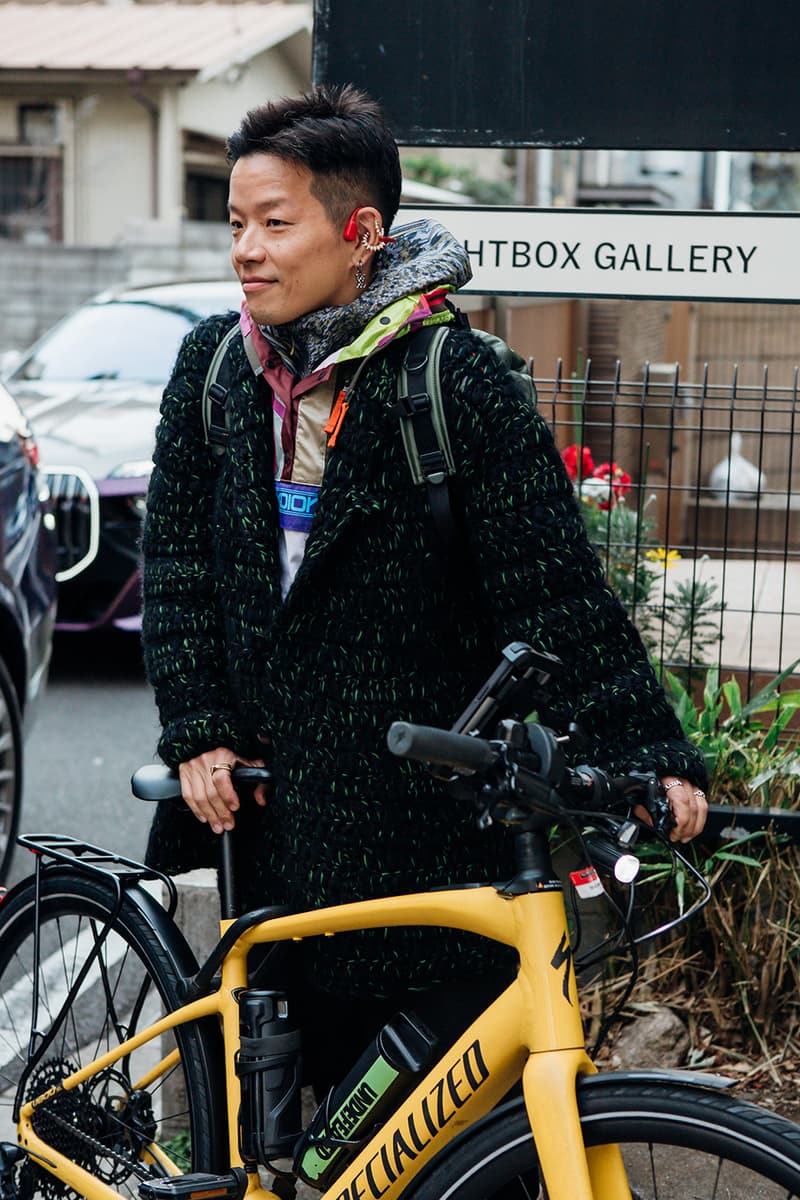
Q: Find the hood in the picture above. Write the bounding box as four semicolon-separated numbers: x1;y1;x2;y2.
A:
7;378;161;478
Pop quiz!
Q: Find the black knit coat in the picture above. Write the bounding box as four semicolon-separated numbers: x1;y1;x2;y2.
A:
142;312;707;997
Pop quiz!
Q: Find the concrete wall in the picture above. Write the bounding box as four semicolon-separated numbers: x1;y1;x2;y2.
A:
0;225;233;354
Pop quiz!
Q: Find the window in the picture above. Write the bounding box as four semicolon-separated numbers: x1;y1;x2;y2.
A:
0;153;62;242
185;172;229;222
1;103;62;242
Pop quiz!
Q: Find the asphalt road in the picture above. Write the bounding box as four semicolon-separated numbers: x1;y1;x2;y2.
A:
8;631;161;889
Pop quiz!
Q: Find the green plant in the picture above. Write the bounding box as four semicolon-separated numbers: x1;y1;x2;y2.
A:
561;442;723;671
620;661;800;1069
161;1130;192;1172
664;660;800;805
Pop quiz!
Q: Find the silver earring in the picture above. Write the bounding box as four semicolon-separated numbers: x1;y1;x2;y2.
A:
355;261;367;290
360;224;386;254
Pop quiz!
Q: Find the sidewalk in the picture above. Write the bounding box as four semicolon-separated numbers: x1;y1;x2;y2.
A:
665;556;800;678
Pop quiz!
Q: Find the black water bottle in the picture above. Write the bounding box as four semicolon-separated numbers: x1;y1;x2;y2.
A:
236;989;303;1164
293;1011;438;1190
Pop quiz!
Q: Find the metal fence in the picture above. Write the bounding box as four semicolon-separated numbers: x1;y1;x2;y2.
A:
533;360;800;698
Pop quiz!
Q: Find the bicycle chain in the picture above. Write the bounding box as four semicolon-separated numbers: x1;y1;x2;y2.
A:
33;1101;157;1185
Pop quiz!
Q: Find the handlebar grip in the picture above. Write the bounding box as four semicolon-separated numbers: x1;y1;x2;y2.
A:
232;766;273;786
387;722;498;772
131;764;272;803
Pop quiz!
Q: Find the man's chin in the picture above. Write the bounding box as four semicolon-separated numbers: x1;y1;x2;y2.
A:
241;299;267;323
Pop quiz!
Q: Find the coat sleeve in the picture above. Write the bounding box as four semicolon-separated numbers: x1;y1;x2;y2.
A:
442;330;708;788
142;316;252;768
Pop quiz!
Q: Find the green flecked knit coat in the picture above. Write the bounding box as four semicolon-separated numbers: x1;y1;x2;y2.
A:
142;312;707;997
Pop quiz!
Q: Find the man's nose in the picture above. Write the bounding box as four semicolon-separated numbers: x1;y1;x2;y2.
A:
233;227;266;263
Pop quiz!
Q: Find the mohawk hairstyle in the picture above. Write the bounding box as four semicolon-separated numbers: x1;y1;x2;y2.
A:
226;84;402;231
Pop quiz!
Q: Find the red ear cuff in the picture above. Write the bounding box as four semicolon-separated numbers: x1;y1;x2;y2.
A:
343;208;362;241
343;206;396;244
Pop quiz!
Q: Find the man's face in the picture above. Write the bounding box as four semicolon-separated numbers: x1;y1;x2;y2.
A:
228;153;359;327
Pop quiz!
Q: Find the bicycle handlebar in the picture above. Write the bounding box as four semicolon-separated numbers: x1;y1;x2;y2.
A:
386;723;499;773
130;764;272;804
386;719;672;833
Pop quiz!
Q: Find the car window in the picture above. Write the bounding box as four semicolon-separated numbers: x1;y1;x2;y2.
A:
12;302;196;385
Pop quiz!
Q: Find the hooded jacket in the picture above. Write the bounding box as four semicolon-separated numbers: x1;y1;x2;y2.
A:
142;221;706;996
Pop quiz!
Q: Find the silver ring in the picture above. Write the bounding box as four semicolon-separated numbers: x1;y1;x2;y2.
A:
662;780;682;791
693;788;706;799
210;762;234;777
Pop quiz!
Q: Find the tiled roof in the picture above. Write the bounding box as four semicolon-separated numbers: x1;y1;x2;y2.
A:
0;1;311;74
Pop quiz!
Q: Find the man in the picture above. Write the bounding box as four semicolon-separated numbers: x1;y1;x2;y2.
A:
142;84;707;1089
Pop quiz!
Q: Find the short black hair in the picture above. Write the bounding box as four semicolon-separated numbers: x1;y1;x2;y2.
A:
226;84;402;232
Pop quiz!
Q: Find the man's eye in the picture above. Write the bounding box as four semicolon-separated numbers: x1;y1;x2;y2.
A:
267;219;285;227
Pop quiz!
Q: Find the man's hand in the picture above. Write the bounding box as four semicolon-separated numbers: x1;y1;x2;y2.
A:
179;747;268;834
658;776;707;843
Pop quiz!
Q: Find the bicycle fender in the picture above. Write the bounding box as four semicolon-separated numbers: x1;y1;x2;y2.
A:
578;1068;737;1093
121;877;204;981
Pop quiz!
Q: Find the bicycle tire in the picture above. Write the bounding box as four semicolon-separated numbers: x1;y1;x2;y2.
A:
0;867;226;1199
404;1077;800;1199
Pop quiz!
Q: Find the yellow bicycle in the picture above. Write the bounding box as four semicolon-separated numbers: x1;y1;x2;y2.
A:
1;644;799;1200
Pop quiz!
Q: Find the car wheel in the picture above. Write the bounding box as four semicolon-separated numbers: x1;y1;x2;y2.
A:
0;655;22;882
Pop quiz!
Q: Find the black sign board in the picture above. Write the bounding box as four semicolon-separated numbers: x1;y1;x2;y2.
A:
313;0;800;150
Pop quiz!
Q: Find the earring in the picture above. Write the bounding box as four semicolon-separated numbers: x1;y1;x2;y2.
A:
360;223;386;254
354;261;367;290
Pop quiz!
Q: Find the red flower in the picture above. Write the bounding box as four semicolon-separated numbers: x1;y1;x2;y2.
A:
561;443;595;482
590;462;632;510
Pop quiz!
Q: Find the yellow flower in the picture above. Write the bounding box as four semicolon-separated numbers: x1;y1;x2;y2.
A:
645;547;681;568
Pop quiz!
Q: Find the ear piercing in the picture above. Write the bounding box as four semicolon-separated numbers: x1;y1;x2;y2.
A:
354;218;389;289
360;220;387;252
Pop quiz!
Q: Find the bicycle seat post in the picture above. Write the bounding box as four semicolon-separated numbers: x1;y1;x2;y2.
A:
218;831;238;920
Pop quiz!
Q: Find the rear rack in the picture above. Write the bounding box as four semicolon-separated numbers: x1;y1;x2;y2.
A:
17;833;177;916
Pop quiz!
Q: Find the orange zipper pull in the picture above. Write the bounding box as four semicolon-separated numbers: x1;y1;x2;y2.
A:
325;388;350;447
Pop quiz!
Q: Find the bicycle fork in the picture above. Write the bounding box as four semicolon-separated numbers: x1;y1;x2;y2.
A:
511;875;631;1200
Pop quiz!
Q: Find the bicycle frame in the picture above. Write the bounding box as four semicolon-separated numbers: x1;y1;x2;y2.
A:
15;874;634;1200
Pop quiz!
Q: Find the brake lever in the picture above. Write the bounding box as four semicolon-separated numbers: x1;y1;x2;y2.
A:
638;773;676;838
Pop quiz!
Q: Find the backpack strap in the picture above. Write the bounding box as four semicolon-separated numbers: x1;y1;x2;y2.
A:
201;324;242;457
396;324;459;553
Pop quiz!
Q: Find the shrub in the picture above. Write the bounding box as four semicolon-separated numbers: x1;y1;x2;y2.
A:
560;443;723;670
601;663;800;1071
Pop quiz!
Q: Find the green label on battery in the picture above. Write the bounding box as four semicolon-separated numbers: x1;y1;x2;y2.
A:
299;1057;401;1181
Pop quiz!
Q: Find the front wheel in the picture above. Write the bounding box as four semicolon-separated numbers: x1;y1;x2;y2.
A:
404;1077;800;1199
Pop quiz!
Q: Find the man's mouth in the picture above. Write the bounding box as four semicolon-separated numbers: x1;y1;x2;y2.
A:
242;279;274;292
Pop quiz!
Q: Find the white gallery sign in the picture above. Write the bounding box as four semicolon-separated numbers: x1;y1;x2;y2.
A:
398;205;800;302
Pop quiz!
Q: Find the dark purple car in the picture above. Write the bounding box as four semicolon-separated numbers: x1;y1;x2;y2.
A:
0;379;57;877
2;280;242;633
